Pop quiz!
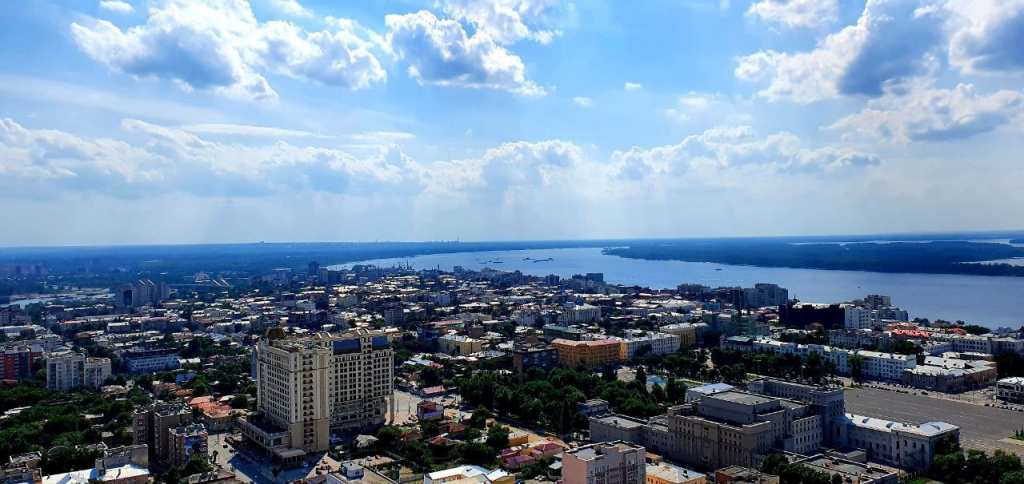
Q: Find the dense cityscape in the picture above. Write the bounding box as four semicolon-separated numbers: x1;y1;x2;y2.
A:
5;0;1024;482
1;259;1023;484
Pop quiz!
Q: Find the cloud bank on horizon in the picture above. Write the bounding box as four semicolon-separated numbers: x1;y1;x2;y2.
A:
1;0;1023;246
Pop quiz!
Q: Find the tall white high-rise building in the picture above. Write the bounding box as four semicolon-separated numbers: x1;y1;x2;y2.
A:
842;304;872;330
242;328;394;458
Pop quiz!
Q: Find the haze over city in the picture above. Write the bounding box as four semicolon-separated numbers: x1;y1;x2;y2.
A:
3;0;1024;246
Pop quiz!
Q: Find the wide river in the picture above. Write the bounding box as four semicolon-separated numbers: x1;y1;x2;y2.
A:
341;247;1024;329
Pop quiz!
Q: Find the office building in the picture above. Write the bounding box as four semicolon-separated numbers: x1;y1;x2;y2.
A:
46;352;112;391
438;334;484;356
563;442;646;484
561;303;601;323
745;378;845;445
590;390;823;470
543;325;584;342
997;377;1024;403
242;329;393;460
835;414;958;471
124;348;179;374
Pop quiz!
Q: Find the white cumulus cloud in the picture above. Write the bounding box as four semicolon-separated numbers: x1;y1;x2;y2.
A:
71;0;387;101
441;0;566;45
829;82;1024;142
267;0;311;17
98;1;134;13
385;10;545;96
735;0;944;103
746;0;837;28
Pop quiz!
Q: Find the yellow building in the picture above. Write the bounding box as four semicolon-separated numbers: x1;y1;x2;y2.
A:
552;339;621;368
438;334;484;355
659;323;698;347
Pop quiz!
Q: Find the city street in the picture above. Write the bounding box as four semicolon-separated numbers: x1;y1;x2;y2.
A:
845;386;1024;457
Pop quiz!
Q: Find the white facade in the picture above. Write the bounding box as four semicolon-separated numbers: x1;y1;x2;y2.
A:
251;329;394;453
619;332;681;360
734;337;915;382
46;352;111;391
838;414;958;471
562;303;601;323
997;377;1024;403
843;305;872;330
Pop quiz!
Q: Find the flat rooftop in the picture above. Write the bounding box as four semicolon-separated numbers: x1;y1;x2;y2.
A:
710;391;774;406
592;414;643;429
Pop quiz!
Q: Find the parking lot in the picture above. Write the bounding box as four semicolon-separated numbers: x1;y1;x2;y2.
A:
845;385;1024;457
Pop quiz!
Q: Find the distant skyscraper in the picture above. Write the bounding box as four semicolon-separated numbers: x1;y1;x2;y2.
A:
114;281;169;308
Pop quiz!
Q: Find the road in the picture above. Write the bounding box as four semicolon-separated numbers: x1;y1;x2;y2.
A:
845;386;1024;456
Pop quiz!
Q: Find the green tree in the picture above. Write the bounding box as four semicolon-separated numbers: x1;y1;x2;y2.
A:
651;383;666;403
849;354;864;383
376;425;403;449
930;452;965;484
485;424;510;453
457;442;496;466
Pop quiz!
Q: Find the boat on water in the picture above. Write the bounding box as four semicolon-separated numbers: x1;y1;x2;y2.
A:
533;258;554;262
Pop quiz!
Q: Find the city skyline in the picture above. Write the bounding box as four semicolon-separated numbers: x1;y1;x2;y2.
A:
2;0;1024;246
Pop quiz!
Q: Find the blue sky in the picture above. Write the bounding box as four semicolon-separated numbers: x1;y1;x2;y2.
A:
1;0;1023;246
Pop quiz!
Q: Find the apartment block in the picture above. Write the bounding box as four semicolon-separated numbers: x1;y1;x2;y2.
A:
511;344;558;373
0;345;42;381
46;352;112;391
133;402;194;465
114;281;170;309
167;424;208;467
552;338;621;369
618;333;681;361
